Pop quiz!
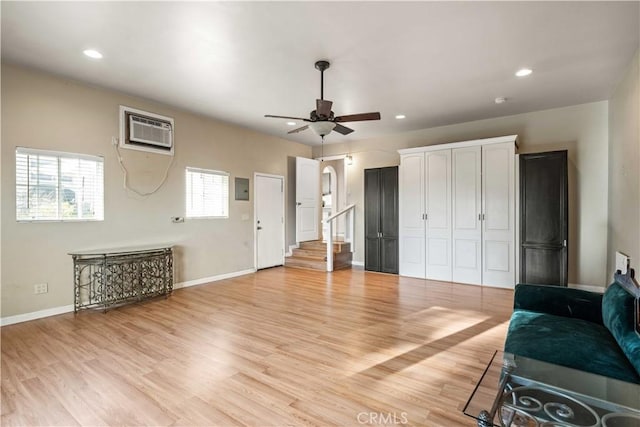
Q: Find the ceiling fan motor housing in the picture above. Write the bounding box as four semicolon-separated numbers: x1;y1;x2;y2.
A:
314;60;330;72
310;110;334;121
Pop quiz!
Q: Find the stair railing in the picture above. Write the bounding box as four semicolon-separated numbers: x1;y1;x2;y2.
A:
324;203;355;272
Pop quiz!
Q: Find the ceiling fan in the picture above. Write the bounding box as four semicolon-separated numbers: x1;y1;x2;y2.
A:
265;60;381;137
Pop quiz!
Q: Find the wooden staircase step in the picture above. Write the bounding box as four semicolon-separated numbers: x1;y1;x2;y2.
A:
299;240;351;253
285;245;353;272
284;256;327;270
292;248;327;259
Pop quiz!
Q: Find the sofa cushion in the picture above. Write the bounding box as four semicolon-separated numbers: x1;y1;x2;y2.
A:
602;282;640;376
505;310;640;383
514;284;603;324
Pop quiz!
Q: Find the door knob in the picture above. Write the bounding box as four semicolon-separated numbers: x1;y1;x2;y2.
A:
257;226;262;230
296;202;302;206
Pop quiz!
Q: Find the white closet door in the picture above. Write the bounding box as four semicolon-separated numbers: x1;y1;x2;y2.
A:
452;146;482;285
399;154;426;278
482;142;515;287
425;150;452;281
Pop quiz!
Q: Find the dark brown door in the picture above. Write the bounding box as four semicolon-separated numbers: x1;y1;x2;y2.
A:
380;167;399;273
365;167;398;273
364;168;381;272
520;151;568;286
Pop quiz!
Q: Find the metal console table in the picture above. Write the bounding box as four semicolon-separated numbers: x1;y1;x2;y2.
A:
69;245;173;312
464;351;640;427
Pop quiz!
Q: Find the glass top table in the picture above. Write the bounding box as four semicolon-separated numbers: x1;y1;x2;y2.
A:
463;351;640;427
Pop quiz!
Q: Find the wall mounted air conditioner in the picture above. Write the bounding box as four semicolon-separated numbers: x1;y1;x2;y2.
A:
119;106;174;155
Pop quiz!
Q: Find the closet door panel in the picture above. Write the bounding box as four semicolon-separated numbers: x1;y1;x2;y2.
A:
365;237;381;271
482;142;515;288
452;146;482;285
364;169;381;272
425;150;452;281
399;154;426;278
380;167;399;274
381;238;399;274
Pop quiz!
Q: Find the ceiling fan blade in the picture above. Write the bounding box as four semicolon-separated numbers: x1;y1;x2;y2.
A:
334;112;381;123
265;114;310;122
333;123;354;135
287;125;309;134
316;99;333;117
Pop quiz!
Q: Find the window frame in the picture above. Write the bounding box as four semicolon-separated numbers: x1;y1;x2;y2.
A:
185;166;230;219
15;147;105;223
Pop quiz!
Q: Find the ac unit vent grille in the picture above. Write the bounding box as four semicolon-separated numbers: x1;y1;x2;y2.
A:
119;106;174;156
130;115;172;147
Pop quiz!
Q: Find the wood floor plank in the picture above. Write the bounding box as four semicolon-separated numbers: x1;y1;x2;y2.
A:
1;267;513;426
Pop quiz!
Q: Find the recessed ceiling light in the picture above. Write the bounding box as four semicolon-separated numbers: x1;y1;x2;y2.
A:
83;49;103;59
495;97;507;104
395;114;406;119
515;68;532;77
286;121;296;126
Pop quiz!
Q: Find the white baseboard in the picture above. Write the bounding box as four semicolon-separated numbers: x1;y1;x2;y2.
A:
286;244;299;257
1;268;257;327
351;261;364;267
569;283;606;293
174;268;256;289
1;304;74;327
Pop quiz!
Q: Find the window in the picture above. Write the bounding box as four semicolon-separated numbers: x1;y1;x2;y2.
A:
185;167;229;218
16;148;104;221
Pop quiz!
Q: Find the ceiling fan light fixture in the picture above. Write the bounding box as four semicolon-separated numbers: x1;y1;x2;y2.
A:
309;121;336;136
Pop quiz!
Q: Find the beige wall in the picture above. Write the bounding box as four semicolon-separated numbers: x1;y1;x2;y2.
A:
1;64;311;318
608;51;640;277
314;102;609;286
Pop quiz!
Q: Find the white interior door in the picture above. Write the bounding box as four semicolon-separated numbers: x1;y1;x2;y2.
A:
399;154;426;278
482;142;515;287
296;157;320;242
452;146;482;285
425;150;452;281
255;174;285;269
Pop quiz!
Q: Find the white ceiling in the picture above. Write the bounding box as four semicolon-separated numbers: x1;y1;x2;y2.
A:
2;2;638;146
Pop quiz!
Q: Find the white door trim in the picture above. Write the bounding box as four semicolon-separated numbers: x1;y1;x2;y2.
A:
254;172;286;270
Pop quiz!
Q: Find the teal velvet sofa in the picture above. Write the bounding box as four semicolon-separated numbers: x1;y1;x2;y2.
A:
504;280;640;384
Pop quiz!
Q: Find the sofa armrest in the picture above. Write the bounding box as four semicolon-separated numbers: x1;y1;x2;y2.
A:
514;283;603;325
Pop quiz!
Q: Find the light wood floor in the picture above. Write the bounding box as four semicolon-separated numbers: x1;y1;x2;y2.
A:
1;267;514;426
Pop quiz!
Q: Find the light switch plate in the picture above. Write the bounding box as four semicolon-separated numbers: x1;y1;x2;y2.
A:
616;251;629;274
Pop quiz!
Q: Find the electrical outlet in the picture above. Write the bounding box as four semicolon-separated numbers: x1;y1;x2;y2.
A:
33;283;48;294
172;217;184;223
